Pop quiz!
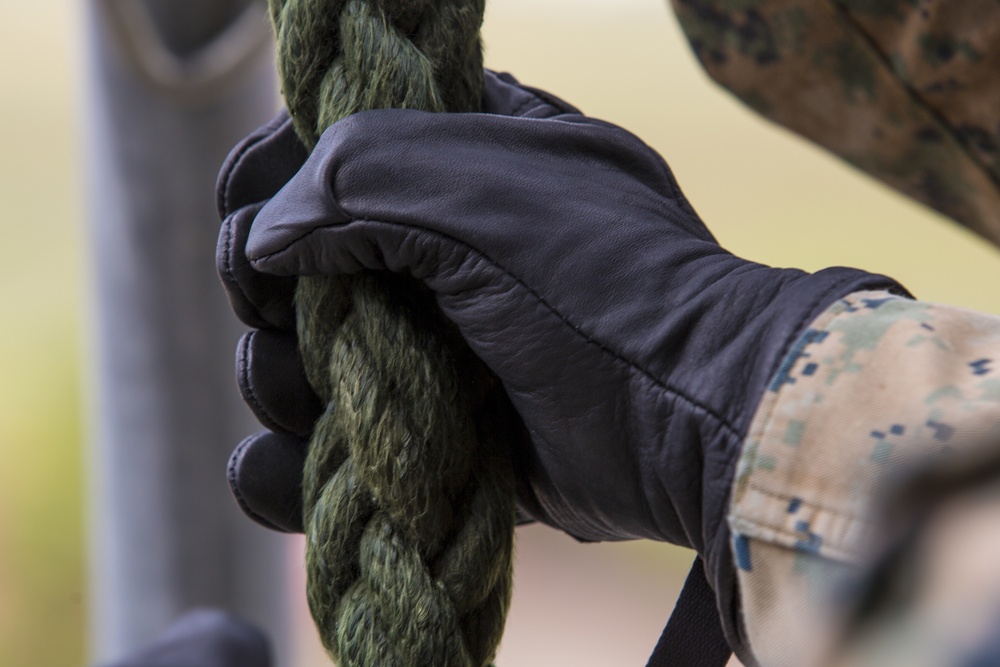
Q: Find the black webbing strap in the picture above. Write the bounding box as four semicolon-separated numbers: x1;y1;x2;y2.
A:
646;557;733;667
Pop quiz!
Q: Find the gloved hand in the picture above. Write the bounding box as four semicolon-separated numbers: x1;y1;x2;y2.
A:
98;609;270;667
216;70;902;616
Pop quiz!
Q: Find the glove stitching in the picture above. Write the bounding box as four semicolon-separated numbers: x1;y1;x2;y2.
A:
730;270;896;475
519;85;580;115
218;113;293;217
491;70;580;115
222;205;278;330
227;436;284;532
219;133;268;219
221;214;257;327
237;331;288;435
221;214;238;300
252;221;743;440
508;92;545;118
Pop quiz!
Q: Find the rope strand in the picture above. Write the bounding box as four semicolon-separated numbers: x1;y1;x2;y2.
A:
267;1;515;664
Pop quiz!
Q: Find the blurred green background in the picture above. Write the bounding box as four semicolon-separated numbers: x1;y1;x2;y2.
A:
4;0;1000;665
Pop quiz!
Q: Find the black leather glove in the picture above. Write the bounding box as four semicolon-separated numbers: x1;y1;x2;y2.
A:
216;72;587;534
98;610;270;667
216;71;903;652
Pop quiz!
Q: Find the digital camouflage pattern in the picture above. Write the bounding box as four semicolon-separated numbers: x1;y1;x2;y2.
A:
729;290;1000;665
668;1;1000;246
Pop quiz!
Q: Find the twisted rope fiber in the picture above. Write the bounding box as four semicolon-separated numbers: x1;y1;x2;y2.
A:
268;0;516;664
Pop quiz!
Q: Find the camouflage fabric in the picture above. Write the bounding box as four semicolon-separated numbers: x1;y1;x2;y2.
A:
729;290;1000;665
668;1;1000;246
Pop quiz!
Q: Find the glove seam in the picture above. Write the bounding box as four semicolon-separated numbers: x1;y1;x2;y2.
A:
518;85;580;115
237;331;289;435
707;279;905;662
219;143;248;216
252;220;744;441
221;214;238;300
221;204;283;331
485;69;580;116
227;436;284;532
220;213;258;328
508;92;545;117
716;273;894;538
218;114;292;218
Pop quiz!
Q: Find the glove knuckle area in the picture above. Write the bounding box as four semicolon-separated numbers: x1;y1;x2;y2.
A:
311;109;682;253
318;107;531;192
219;206;298;330
313;108;423;163
251;219;470;289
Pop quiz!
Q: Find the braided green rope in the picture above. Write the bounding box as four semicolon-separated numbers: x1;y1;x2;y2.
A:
267;1;516;664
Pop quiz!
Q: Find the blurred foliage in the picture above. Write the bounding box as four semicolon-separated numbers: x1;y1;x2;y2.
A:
4;1;1000;666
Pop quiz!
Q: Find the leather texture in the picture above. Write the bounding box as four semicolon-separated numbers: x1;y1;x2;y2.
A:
216;71;905;658
97;609;271;667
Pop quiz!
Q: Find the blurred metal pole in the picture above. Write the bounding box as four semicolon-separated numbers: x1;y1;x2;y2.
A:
82;1;294;663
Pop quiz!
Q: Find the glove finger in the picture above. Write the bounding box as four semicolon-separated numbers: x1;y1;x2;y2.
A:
245;109;690;286
103;609;271;667
237;329;323;436
218;205;297;331
216;110;308;220
216;78;573;326
227;431;307;533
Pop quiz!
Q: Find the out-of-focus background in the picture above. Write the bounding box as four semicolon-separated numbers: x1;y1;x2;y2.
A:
4;0;1000;666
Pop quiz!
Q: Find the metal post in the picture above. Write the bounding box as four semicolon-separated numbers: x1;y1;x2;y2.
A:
82;1;294;663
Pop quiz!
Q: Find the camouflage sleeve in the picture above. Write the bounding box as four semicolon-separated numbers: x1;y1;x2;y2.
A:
729;290;1000;666
668;1;1000;246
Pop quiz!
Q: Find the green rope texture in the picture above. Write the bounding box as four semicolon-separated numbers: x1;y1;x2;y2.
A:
267;0;516;664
